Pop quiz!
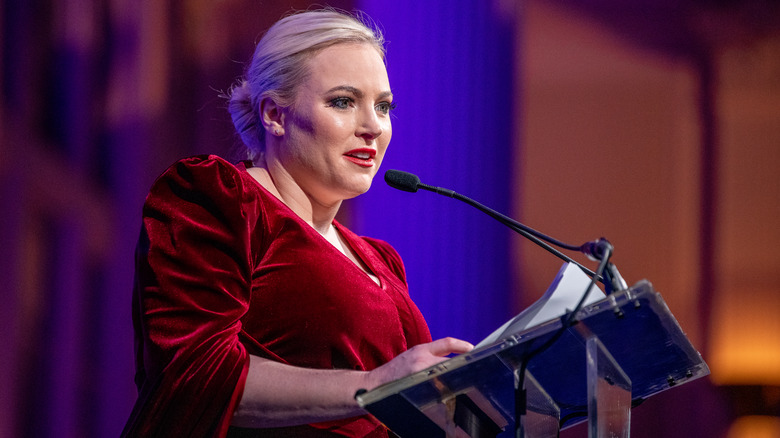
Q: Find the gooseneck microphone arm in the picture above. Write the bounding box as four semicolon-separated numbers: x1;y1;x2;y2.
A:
384;169;632;437
384;169;614;284
425;182;603;280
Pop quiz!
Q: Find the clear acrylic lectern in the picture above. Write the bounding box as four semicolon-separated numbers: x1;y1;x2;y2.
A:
356;280;709;437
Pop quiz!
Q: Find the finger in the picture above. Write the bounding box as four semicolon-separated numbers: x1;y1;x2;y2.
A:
426;337;474;357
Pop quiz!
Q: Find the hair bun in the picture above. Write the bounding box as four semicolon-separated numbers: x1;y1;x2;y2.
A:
227;80;263;157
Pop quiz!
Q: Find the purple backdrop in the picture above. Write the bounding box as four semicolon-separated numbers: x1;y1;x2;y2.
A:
352;0;517;343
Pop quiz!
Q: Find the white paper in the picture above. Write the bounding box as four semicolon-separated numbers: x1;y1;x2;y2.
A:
476;262;606;348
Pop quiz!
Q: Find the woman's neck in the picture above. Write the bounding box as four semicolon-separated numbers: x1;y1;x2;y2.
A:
246;160;340;235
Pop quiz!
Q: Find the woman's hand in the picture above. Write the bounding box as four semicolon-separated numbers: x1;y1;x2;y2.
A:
363;337;474;391
232;339;473;428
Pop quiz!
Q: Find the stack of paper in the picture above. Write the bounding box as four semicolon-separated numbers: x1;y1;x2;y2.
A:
476;262;606;348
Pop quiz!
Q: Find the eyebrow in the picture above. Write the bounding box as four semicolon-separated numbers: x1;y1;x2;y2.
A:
325;85;393;100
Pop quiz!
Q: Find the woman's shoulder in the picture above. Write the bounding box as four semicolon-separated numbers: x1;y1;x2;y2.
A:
144;155;270;222
152;154;240;187
148;155;263;199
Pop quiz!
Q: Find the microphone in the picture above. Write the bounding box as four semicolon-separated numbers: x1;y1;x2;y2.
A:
385;169;455;197
384;169;628;292
385;170;633;438
384;169;420;193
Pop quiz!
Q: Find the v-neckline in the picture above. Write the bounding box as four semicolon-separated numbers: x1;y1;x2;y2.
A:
332;221;382;288
239;161;383;288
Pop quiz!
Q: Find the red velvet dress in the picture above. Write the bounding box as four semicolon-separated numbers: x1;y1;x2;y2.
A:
122;155;432;437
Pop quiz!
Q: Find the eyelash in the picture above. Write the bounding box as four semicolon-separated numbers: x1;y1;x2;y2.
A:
376;101;397;115
327;97;353;109
326;97;396;115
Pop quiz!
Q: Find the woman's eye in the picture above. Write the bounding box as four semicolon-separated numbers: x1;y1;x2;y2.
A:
328;97;352;109
376;101;397;115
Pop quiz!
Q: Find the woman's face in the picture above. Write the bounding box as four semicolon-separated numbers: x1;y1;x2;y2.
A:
275;42;393;206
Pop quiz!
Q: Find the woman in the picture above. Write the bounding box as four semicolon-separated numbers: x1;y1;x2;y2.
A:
122;8;473;438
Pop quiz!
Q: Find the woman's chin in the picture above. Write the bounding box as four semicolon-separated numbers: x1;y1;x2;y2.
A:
341;179;374;199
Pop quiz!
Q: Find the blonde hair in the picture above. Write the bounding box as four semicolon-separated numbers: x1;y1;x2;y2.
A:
227;9;385;162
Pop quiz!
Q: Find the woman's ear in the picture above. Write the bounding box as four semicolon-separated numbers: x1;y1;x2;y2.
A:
260;97;285;137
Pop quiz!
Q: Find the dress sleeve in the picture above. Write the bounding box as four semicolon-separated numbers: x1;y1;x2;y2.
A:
123;156;256;437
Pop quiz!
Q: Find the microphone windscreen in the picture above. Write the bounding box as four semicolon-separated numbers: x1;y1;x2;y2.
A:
384;170;420;193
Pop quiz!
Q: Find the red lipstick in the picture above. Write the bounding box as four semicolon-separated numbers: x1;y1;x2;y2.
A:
343;148;377;167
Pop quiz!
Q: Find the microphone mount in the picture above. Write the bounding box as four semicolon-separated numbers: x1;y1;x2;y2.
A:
578;237;627;295
384;169;632;436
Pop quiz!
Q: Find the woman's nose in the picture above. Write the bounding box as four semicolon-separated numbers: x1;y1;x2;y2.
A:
357;108;383;141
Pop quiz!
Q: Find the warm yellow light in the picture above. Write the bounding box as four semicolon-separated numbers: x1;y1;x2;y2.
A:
709;286;780;386
727;415;780;438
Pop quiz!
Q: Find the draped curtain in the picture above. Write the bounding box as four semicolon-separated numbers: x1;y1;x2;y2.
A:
353;0;516;343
